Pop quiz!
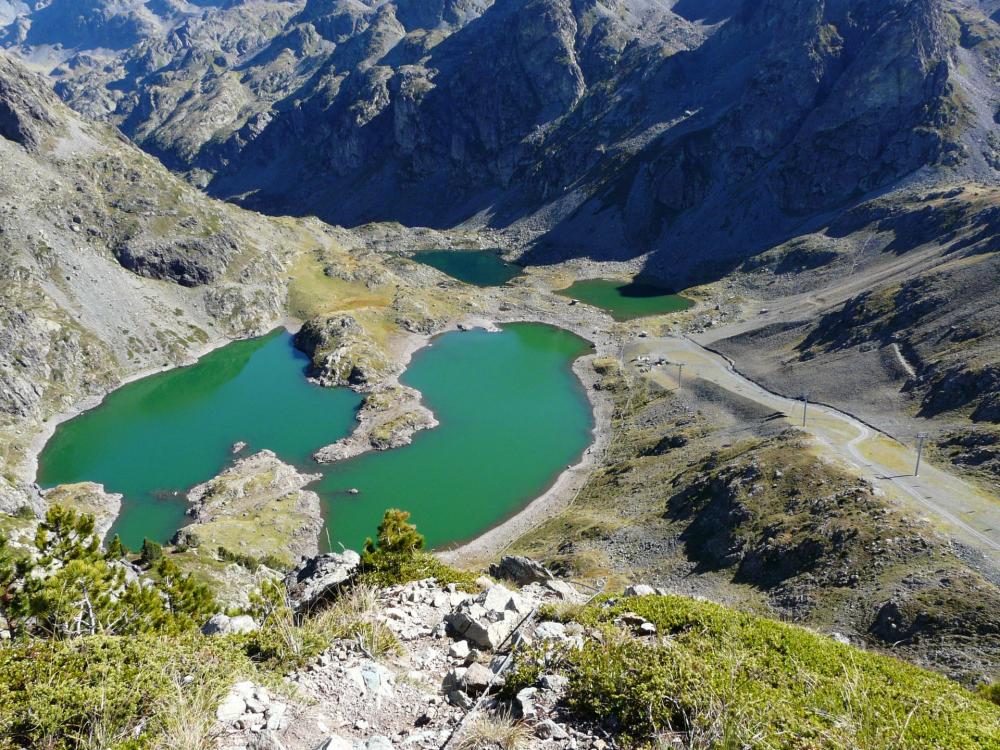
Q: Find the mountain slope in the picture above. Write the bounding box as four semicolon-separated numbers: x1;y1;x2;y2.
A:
6;0;996;274
0;48;299;517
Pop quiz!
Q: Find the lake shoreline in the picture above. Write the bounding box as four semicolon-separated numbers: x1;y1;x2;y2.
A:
434;339;614;566
24;280;627;570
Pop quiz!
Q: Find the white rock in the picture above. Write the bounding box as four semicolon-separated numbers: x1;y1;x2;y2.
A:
315;735;354;750
266;702;287;731
540;674;569;692
448;640;470;659
216;694;247;723
624;584;657;597
347;660;395;700
543;579;579;600
202;613;259;636
232;681;256;699
445;584;532;650
534;621;568;641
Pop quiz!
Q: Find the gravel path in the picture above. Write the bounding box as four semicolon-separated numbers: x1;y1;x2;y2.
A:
634;335;1000;558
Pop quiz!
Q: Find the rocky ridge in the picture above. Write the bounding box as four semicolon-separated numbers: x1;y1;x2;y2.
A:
211;557;607;750
4;0;996;274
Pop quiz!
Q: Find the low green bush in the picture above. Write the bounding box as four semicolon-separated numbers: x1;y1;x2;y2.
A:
552;595;1000;748
356;549;479;590
0;634;252;750
356;509;479;590
217;545;288;573
1;507;216;639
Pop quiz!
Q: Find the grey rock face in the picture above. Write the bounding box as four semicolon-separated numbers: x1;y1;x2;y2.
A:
5;0;988;275
112;234;240;287
444;584;532;650
488;554;554;585
0;52;56;150
285;549;363;612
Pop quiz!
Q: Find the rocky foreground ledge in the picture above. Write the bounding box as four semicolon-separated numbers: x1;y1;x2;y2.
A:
201;544;999;750
210;554;619;750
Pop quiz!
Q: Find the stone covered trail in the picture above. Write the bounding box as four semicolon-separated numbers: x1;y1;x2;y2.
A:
212;565;659;750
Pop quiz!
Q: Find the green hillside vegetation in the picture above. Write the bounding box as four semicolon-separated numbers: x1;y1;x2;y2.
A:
3;508;999;749
512;596;1000;749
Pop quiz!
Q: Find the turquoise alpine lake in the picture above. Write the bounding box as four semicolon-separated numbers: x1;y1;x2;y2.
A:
411;250;524;286
556;278;694;321
36;324;594;551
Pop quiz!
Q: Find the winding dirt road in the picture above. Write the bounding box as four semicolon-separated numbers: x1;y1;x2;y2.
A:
630;335;1000;557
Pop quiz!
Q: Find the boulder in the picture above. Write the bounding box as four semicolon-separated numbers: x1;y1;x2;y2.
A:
539;673;568;692
346;660;395;701
314;736;353;750
533;621;568;641
489;555;553;585
513;687;537;719
543;579;579;600
202;613;259;636
624;584;658;597
285;550;361;611
216;693;247;723
445;584;532;650
462;662;494;695
535;720;568;740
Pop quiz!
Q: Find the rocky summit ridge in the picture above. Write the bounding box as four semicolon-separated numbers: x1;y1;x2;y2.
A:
4;0;1000;274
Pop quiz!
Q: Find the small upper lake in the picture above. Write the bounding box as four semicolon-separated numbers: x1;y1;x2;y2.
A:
37;324;593;551
556;278;694;321
412;250;523;287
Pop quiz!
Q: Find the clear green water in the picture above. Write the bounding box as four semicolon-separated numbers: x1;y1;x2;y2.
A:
36;332;362;549
37;324;593;551
412;250;523;287
556;278;694;321
318;324;593;549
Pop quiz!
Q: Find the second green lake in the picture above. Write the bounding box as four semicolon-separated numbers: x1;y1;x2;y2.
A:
556;278;694;321
411;250;524;287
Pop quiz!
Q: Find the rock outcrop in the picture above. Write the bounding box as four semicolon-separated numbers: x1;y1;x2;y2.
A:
444;583;534;650
285;550;363;613
488;555;554;586
313;384;437;463
0;51;56;150
175;450;323;569
295;316;395;390
42;482;122;540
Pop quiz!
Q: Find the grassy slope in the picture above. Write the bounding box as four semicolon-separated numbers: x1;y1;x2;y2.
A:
508;357;1000;680
535;594;1000;749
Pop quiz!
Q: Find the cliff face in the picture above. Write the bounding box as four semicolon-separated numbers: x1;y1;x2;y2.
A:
5;0;994;273
0;50;290;514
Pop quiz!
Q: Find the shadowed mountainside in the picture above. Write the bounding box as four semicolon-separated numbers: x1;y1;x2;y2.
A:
3;0;999;275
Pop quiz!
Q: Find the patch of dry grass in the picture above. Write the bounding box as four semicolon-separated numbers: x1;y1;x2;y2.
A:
457;709;532;750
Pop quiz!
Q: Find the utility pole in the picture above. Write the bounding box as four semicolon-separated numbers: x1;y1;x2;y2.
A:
801;393;809;427
915;432;928;477
677;363;684;386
